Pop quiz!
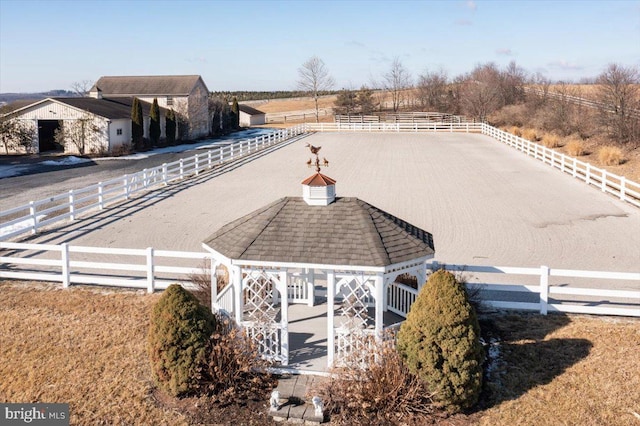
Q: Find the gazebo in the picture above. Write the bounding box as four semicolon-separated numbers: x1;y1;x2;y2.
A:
202;157;435;370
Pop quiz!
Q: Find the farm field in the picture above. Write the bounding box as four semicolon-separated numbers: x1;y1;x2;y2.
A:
0;281;638;425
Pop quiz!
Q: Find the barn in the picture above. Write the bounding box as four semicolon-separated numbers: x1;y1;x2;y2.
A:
239;104;266;127
1;97;167;155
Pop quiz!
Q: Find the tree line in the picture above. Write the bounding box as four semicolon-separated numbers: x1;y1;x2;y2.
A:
322;57;639;146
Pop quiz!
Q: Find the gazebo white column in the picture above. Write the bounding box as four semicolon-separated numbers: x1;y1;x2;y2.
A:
374;272;385;340
278;270;289;365
326;270;336;367
209;258;219;313
232;264;243;324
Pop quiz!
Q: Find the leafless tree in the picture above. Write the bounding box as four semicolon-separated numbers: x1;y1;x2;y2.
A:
54;113;102;155
596;63;640;145
499;61;527;106
416;68;449;111
459;63;502;121
297;56;335;123
0;117;36;154
383;57;412;112
71;80;94;97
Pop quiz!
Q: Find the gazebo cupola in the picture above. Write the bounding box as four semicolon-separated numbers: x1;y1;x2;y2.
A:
302;173;336;206
302;143;335;206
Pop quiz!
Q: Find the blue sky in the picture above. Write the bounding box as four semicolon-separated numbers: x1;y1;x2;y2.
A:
0;0;638;93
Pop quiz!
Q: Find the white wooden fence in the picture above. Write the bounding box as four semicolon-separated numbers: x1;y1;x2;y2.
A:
0;125;306;242
385;263;639;318
0;241;210;292
2;240;637;319
305;122;484;133
482;125;640;208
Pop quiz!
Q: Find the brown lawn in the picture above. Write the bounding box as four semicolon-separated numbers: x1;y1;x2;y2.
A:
1;281;638;425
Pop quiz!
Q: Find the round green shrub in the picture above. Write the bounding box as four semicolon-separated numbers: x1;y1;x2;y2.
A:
147;284;217;397
397;269;484;412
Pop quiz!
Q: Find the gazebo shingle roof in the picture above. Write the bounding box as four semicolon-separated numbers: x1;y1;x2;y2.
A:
203;197;434;267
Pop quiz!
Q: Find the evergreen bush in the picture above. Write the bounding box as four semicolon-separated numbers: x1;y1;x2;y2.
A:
397;269;484;412
131;97;144;150
149;98;161;147
165;109;176;145
147;284;216;397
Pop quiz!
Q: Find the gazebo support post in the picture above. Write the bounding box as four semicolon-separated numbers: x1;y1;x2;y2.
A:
232;265;243;324
307;268;315;306
326;270;336;367
374;272;384;341
278;270;289;365
210;258;218;313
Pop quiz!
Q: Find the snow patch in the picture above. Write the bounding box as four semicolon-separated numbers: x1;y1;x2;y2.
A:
0;215;46;238
41;156;92;166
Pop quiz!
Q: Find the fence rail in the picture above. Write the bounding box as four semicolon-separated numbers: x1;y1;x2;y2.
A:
433;263;640;317
305;122;484;133
0;125;306;242
0;241;210;292
481;124;640;208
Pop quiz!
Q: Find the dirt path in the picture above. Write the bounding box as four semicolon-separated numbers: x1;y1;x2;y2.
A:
13;132;640;289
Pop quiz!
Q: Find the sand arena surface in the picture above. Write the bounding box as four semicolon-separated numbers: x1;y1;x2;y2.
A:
15;132;640;287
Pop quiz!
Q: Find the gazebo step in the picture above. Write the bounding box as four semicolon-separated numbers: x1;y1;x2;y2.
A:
268;374;327;424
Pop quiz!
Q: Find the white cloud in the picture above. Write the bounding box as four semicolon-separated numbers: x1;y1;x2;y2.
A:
496;48;513;56
548;60;584;71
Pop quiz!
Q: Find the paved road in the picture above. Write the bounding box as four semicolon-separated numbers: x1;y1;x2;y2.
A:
0;128;275;210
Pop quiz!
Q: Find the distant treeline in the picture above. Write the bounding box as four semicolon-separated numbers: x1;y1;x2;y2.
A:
210;90;338;102
0;90;77;104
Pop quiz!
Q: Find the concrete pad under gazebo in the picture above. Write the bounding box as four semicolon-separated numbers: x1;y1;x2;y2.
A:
202;170;434;371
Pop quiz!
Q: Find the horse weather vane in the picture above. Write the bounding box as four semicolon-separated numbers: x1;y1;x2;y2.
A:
305;143;329;173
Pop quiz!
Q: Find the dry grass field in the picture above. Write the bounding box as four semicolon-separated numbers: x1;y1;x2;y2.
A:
1;281;638;425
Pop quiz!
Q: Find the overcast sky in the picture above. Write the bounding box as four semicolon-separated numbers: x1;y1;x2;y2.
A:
1;0;638;93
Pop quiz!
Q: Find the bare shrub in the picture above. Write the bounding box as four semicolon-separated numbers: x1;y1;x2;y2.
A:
541;133;561;148
312;339;438;425
510;126;522;137
110;143;133;157
189;264;229;308
489;104;527;127
202;314;276;405
521;128;539;141
565;138;586;156
597;145;624;165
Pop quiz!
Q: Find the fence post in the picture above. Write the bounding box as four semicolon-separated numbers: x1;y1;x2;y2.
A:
162;163;168;185
207;150;212;169
143;169;148;188
98;182;104;210
194;155;199;176
601;171;607;192
620;177;626;200
123;174;130;200
61;242;70;289
146;247;155;293
539;265;549;315
210;258;218;312
68;190;75;221
586;163;591;185
179;159;184;180
29;201;37;234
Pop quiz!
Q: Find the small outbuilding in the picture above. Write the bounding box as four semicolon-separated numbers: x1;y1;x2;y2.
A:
238;104;266;127
202;159;435;371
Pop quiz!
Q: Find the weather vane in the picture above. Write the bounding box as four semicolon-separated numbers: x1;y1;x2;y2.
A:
305;143;329;173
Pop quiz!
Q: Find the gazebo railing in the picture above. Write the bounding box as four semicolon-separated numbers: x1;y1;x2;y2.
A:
333;322;402;367
215;282;234;315
241;320;287;365
387;281;418;318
